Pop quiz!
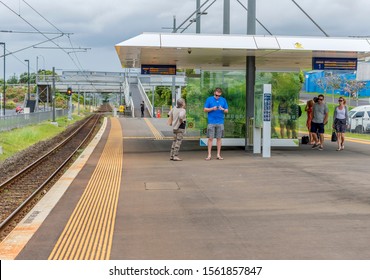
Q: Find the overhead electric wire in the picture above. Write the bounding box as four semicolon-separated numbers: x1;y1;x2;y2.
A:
33;47;90;50
174;0;211;33
22;0;64;34
0;1;71;58
291;0;329;37
22;0;98;91
1;30;70;34
1;1;84;72
1;0;99;92
180;0;217;33
0;34;64;58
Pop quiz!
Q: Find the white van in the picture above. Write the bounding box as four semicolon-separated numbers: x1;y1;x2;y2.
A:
348;105;370;133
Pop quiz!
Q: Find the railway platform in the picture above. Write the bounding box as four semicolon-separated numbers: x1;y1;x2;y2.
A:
1;116;370;260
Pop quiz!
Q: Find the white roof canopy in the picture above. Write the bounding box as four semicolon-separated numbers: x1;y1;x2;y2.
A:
115;33;370;71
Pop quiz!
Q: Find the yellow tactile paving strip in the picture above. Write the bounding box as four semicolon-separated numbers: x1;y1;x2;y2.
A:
48;117;123;260
144;118;164;139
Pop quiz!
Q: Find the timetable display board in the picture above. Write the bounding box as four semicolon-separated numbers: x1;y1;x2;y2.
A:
141;64;176;75
263;93;271;122
312;57;357;71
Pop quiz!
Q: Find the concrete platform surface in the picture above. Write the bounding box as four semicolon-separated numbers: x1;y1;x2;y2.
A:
3;117;370;260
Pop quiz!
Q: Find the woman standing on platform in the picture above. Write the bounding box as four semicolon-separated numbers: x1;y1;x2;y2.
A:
305;99;314;144
333;96;348;151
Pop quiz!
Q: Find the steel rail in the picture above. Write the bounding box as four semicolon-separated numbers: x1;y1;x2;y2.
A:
0;114;101;230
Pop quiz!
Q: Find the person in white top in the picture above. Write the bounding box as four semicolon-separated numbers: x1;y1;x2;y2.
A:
332;96;349;151
168;98;186;161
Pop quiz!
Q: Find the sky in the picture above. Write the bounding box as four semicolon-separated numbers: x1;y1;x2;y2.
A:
1;0;370;79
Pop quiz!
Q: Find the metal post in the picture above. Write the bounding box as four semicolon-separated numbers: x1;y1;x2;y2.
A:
52;67;56;123
247;0;256;35
246;0;256;151
171;76;176;108
24;59;30;101
35;55;45;111
152;86;155;117
246;56;255;149
35;56;39;112
172;15;176;33
46;85;49;111
223;0;230;34
196;0;201;33
0;42;5;116
119;84;122;105
77;85;80;116
68;95;72;120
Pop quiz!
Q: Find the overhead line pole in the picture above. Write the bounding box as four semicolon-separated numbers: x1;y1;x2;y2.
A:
52;67;56;123
236;0;272;35
0;42;5;116
24;59;30;101
291;0;329;37
196;0;201;33
246;0;256;151
224;0;230;34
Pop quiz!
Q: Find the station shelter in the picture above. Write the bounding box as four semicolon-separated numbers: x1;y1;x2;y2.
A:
115;33;370;156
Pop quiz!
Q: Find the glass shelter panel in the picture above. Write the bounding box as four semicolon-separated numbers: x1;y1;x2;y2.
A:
186;71;246;138
186;71;302;141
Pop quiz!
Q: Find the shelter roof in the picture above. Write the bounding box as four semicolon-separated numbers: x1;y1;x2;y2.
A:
115;33;370;71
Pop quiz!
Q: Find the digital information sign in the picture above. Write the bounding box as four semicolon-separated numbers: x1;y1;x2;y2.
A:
312;57;357;71
141;64;177;75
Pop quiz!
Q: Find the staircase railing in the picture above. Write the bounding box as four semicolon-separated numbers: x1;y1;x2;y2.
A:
137;78;153;117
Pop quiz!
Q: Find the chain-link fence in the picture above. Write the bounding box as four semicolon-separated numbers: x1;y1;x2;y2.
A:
0;109;68;132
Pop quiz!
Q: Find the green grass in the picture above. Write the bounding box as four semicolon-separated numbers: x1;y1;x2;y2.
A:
0;114;86;162
346;133;370;140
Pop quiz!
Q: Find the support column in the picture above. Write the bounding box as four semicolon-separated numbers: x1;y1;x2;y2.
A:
171;76;176;108
247;0;256;35
246;56;256;150
52;67;56;123
196;0;201;33
223;0;230;34
245;0;256;151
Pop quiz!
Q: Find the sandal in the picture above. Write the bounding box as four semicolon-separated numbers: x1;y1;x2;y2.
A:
217;156;224;160
205;156;212;161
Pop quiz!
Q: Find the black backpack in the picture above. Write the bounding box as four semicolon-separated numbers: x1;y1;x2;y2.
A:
301;135;309;144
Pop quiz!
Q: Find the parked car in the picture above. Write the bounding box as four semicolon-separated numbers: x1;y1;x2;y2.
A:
15;105;23;114
348;105;370;133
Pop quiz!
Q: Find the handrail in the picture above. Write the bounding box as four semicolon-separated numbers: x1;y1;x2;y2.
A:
137;78;153;117
123;76;130;107
130;97;135;118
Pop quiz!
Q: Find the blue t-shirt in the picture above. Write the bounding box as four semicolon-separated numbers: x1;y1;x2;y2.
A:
204;96;229;124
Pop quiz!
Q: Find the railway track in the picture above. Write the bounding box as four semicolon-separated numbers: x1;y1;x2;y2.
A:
0;113;102;241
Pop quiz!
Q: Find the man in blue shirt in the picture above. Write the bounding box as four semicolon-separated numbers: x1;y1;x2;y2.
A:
203;87;229;160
